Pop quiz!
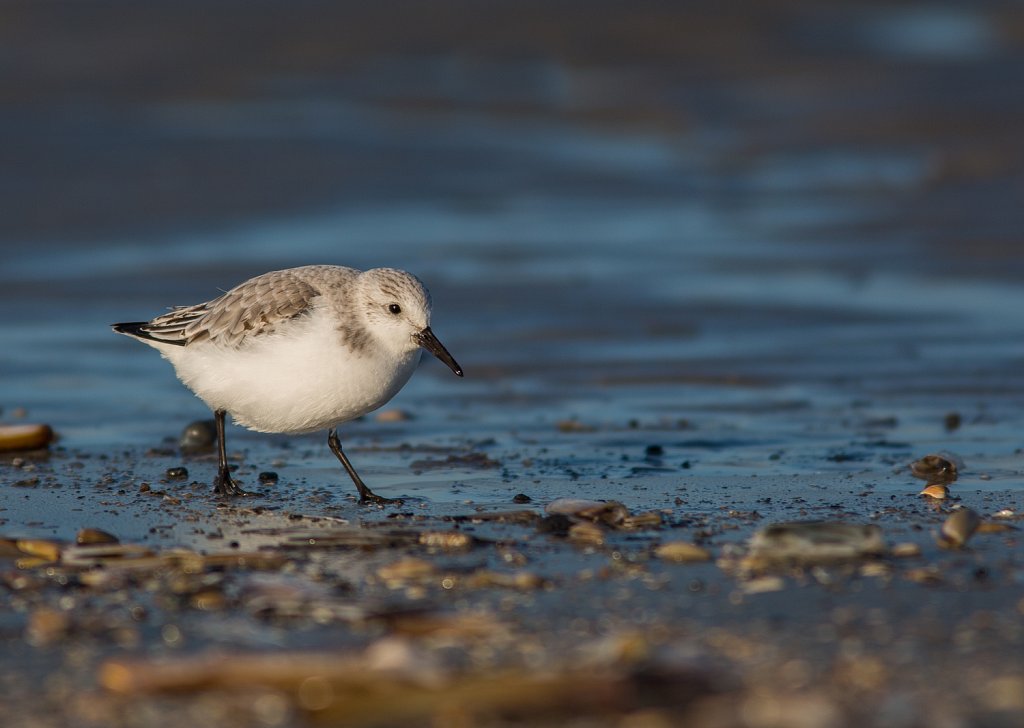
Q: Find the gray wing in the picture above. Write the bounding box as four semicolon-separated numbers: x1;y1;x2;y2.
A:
134;269;320;347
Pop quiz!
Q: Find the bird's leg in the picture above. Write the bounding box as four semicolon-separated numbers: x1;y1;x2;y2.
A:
327;428;400;505
213;409;250;497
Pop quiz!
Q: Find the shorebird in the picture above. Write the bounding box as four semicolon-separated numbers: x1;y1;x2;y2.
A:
113;265;463;503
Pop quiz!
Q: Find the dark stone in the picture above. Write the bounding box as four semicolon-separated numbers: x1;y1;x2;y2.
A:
179;419;217;454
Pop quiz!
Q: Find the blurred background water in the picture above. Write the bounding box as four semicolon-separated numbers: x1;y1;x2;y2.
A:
1;1;1023;488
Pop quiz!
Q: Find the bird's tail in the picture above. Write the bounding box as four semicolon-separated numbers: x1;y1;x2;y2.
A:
111;322;149;337
111;321;186;346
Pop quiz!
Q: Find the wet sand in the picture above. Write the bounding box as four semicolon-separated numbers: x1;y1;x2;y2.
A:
2;2;1024;726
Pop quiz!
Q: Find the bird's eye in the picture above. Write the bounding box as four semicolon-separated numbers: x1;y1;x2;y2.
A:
388;303;402;315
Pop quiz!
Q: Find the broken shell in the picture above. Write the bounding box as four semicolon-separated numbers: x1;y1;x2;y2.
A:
654;541;711;563
919;484;949;500
910;452;963;483
545;499;629;527
76;528;120;546
938;508;981;549
0;424;54;451
16;539;61;562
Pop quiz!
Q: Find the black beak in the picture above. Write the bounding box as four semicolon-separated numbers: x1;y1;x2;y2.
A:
415;327;463;377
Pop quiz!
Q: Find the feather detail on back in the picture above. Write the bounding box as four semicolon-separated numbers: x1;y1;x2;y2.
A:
115;269;322;348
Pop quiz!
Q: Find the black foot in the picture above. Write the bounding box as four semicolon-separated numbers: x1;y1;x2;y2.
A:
359;490;403;506
213;469;252;497
328;428;401;505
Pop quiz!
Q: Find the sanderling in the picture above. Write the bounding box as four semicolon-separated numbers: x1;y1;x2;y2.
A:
113;265;463;503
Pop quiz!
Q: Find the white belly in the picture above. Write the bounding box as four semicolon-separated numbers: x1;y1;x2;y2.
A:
154;311;422;434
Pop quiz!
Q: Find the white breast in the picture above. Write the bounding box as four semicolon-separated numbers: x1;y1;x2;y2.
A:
153;307;422;434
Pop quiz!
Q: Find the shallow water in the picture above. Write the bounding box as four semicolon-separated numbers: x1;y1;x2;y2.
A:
2;3;1024;726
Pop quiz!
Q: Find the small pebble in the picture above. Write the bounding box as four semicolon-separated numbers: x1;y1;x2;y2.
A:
0;424;54;452
512;493;532;504
910;452;963;484
179;419;217;454
258;471;279;485
645;444;664;457
166;466;189;480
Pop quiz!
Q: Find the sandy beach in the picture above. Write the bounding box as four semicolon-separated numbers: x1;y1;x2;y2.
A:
2;2;1023;725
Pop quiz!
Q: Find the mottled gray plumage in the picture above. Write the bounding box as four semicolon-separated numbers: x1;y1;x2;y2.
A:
112;264;462;503
126;265;430;352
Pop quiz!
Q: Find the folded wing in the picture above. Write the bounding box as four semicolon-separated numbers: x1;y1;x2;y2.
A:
112;270;319;348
